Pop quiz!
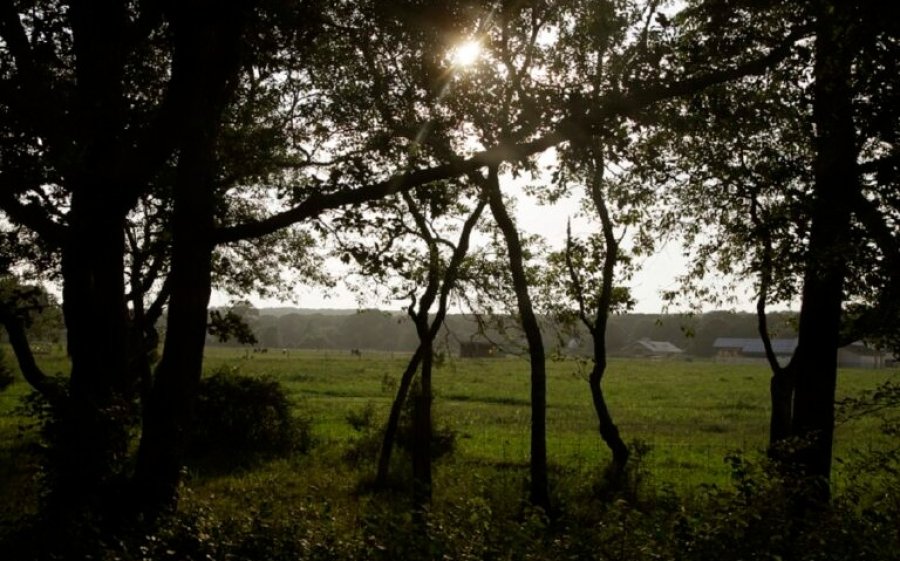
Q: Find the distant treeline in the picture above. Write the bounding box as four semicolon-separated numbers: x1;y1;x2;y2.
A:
206;308;799;358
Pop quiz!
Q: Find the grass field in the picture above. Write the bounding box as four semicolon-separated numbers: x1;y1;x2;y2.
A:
1;345;898;561
1;346;896;500
198;348;896;488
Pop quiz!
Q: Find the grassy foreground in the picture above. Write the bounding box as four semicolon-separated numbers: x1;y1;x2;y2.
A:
1;346;897;561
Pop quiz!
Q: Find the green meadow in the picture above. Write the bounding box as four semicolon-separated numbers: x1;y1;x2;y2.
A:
197;349;895;487
1;346;896;508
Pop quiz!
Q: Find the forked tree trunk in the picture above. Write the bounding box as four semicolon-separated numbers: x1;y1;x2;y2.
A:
411;332;433;506
485;166;550;512
133;2;243;515
45;0;134;517
375;195;485;494
376;346;423;485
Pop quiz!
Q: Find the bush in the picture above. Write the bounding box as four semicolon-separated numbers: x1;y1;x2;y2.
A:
189;367;312;466
394;389;456;462
343;382;456;469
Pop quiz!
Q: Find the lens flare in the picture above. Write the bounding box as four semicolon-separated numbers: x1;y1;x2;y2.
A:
450;40;482;67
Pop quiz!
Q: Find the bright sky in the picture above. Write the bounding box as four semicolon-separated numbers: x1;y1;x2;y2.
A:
221;161;703;315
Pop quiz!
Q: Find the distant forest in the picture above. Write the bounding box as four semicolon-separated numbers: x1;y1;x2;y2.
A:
207;307;800;358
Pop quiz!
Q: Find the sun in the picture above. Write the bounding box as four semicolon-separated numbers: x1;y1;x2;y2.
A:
449;40;482;68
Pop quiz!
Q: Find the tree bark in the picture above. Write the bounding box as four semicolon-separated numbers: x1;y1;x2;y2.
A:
751;200;795;452
485;166;550;512
376;346;423;485
54;188;133;518
411;330;433;506
786;0;857;487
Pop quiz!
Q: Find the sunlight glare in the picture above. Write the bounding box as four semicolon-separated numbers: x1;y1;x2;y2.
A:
450;40;482;67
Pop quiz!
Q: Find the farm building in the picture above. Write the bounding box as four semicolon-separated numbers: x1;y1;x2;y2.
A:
837;342;889;369
713;337;798;358
459;341;498;358
621;338;684;358
713;337;889;368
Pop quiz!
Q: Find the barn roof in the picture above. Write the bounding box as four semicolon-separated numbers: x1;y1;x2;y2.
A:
634;338;684;354
713;337;798;355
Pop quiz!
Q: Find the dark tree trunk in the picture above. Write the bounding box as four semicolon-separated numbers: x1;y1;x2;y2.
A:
753;215;796;453
589;333;628;474
411;333;433;506
376;346;423;485
132;145;215;513
485;166;550;512
43;0;134;516
55;202;132;513
768;368;795;448
761;296;795;453
585;153;628;476
785;0;857;487
133;2;243;515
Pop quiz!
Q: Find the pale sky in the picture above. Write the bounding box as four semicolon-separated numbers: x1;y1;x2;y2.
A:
220;159;722;315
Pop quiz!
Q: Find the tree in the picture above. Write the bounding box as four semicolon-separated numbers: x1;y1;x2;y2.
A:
641;0;898;492
327;179;486;504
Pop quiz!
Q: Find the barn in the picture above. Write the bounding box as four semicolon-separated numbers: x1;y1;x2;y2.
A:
837;342;888;369
621;338;684;358
713;337;798;359
459;341;498;358
713;337;889;369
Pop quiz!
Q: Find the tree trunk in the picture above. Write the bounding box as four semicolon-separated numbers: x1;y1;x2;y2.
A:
44;0;134;516
133;3;243;515
376;346;423;485
485;166;550;512
769;370;795;449
132;156;214;513
786;0;856;487
56;200;132;514
755;237;795;453
589;343;628;475
376;196;485;492
412;333;433;507
585;153;628;476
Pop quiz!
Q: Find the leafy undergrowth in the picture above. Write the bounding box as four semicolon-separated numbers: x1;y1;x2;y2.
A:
2;444;898;561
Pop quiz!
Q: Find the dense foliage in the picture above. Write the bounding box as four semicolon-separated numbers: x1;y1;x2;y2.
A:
209;307;799;357
4;447;898;561
188;367;313;467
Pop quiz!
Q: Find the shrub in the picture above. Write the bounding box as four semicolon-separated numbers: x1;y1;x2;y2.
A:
344;382;456;470
393;381;456;461
189;367;312;466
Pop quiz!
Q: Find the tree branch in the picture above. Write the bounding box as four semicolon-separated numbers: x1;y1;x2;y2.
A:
0;304;64;405
214;30;803;246
750;197;786;375
0;188;67;247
